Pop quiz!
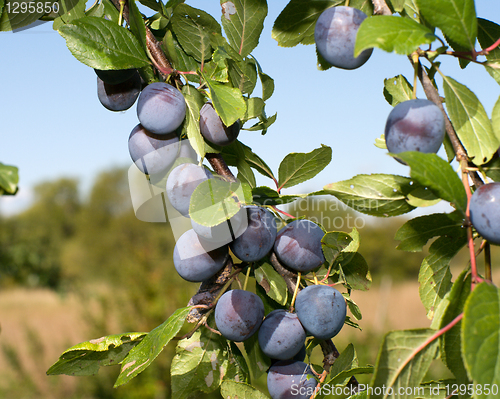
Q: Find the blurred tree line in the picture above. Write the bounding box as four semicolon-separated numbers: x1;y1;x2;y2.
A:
0;168;434;291
0;167;478;398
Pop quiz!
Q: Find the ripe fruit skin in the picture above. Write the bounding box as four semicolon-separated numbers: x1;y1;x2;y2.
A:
229;206;277;262
199;103;240;146
137;82;186;134
128;124;180;175
97;72;141;111
267;360;317;399
192;207;247;243
385;99;445;155
258;309;306;360
166;163;212;217
274;220;325;272
295;285;346;339
173;229;229;282
314;6;372;70
469;182;500;245
214;289;265;341
95;68;137;85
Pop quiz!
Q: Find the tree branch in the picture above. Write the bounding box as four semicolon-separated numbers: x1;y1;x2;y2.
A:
206;153;238;182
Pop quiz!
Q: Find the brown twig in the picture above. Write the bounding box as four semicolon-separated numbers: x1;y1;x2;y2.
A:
414;58;484;189
269;252;298;294
206;153;238;183
110;0;174;79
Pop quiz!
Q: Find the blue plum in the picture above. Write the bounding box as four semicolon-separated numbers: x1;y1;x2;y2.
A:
274;220;325;272
295;285;346;339
137;82;186;134
214;289;265;341
314;6;372;70
166;163;212;217
173;229;229;282
199;103;240;146
385;99;445;155
128;124;180;175
229;206;277;262
258;309;306;360
469;182;500;245
97;72;141;111
95;68;137;85
267;360;317;399
192;207;247;244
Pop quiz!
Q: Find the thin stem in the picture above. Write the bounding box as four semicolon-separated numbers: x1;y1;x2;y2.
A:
290;272;301;311
243;264;252;291
481;36;500;54
272;206;295;219
118;0;125;26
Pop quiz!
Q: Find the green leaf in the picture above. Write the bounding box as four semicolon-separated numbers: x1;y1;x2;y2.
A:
251;186;300;206
254;259;288;306
189;179;247;227
257;69;274;101
58;16;150;69
395;152;467;214
171;4;221;62
369;329;439;399
47;332;147;376
325;344;373;387
395;211;465;252
128;0;148;52
114;307;190;386
272;0;343;47
221;0;267;57
493;96;500;140
52;0;87;31
418;235;466;319
225;342;250;383
483;156;500;182
416;0;477;51
171;328;230;399
228;58;258;95
0;0;44;31
322;231;354;267
323;174;417;217
0;163;19;195
278;145;332;189
462;283;500;398
433;270;471;386
220;380;269;398
354;15;436;57
205;78;247;127
221;141;276;181
383;75;413;107
243;332;271;381
477;19;500;85
406;186;441;208
342;252;372;291
441;76;498;165
182;84;206;159
244;97;265;121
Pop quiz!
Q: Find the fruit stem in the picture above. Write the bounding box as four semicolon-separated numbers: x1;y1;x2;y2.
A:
411;52;419;99
313;272;319;285
243;264;252;291
290;272;301;311
345;0;350;7
482;36;500;54
118;0;125;26
271;205;295;220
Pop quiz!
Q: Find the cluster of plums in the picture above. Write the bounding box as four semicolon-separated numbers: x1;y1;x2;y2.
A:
215;283;346;398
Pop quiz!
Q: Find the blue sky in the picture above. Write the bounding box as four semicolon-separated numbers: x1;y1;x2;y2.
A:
1;0;499;215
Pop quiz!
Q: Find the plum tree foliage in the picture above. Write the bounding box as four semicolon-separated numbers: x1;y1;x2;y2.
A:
1;0;500;398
